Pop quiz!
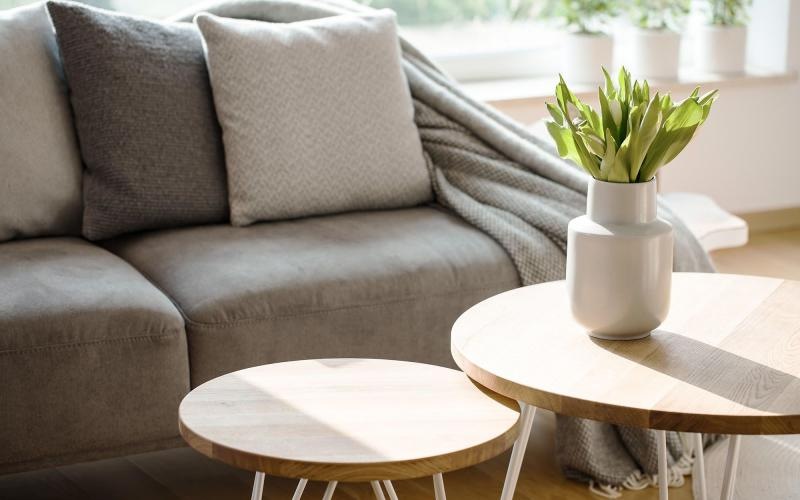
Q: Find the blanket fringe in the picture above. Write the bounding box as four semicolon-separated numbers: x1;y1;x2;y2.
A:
588;451;694;498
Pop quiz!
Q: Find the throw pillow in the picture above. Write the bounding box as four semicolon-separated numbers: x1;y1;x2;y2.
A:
47;1;229;240
195;10;431;226
0;3;83;241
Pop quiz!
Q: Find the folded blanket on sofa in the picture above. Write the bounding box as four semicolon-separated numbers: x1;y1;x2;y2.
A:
173;0;715;491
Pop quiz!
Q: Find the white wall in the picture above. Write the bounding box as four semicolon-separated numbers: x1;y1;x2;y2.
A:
658;0;800;214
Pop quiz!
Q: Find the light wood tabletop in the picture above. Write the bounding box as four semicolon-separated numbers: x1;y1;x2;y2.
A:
179;359;521;482
451;273;800;435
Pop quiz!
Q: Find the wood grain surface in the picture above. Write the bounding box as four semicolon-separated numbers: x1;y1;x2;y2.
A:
452;273;800;434
179;359;520;481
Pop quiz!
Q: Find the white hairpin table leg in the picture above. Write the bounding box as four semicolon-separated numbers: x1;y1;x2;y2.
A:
433;472;446;500
322;481;338;500
382;480;399;500
657;430;669;500
694;433;708;500
371;480;387;500
290;478;308;500
250;472;265;500
720;435;741;500
500;402;536;500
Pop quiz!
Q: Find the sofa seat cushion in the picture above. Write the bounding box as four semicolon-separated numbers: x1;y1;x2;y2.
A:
0;238;188;473
106;207;520;384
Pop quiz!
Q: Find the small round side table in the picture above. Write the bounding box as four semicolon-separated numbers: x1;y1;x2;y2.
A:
452;273;800;500
179;358;521;499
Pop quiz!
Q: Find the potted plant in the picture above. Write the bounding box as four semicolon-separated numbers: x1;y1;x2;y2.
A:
546;68;717;339
541;0;620;84
623;0;690;80
695;0;751;74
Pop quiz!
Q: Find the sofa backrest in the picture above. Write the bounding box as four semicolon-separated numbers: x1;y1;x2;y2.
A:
0;2;83;242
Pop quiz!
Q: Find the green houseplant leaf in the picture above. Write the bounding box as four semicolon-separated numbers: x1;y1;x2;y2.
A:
538;0;621;34
628;0;691;31
704;0;752;26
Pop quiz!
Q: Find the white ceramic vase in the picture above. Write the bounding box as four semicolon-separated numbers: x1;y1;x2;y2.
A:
625;27;681;81
566;178;673;340
694;24;747;74
562;32;613;85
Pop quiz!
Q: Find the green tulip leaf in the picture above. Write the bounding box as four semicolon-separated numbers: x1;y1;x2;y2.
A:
602;67;616;99
610;145;631;183
599;128;617;181
578;130;606;157
547;122;579;162
607;131;630;183
698;89;719;106
638;98;704;181
598;88;619;140
546;102;564;126
628;94;662;182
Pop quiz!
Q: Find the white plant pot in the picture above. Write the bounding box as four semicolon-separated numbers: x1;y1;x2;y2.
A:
562;32;613;85
694;24;747;74
625;28;681;81
566;178;673;340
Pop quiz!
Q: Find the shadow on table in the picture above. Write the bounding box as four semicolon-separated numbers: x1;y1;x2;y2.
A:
591;329;800;414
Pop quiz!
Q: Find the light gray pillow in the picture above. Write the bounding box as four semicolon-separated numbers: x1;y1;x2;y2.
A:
0;3;83;242
195;11;432;226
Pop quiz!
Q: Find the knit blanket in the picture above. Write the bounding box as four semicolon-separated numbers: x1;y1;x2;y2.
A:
173;0;715;492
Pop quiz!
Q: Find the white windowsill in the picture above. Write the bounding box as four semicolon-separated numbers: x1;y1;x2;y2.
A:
461;69;798;106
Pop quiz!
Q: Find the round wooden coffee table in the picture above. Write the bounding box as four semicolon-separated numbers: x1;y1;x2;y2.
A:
179;358;520;499
452;273;800;500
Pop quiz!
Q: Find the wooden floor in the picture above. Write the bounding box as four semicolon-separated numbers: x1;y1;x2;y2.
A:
0;410;692;500
710;228;800;280
1;228;798;500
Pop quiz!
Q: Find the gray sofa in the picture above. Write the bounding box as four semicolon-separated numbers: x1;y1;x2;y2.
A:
0;4;520;474
1;208;519;474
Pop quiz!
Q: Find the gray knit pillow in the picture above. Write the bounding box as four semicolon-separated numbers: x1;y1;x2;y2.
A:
47;2;229;240
195;11;431;226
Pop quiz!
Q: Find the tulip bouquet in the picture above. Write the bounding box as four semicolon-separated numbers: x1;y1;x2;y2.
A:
546;67;718;183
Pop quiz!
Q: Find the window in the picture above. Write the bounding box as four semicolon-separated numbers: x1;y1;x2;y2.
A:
361;0;560;81
1;0;557;81
0;0;199;18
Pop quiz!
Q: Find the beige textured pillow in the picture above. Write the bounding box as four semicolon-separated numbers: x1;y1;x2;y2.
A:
195;10;431;226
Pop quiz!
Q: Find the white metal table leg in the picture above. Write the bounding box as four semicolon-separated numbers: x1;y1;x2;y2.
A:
382;480;399;500
500;402;536;500
322;481;338;500
657;430;669;500
433;472;446;500
693;434;708;500
251;472;265;500
720;435;741;500
371;480;387;500
290;478;308;500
